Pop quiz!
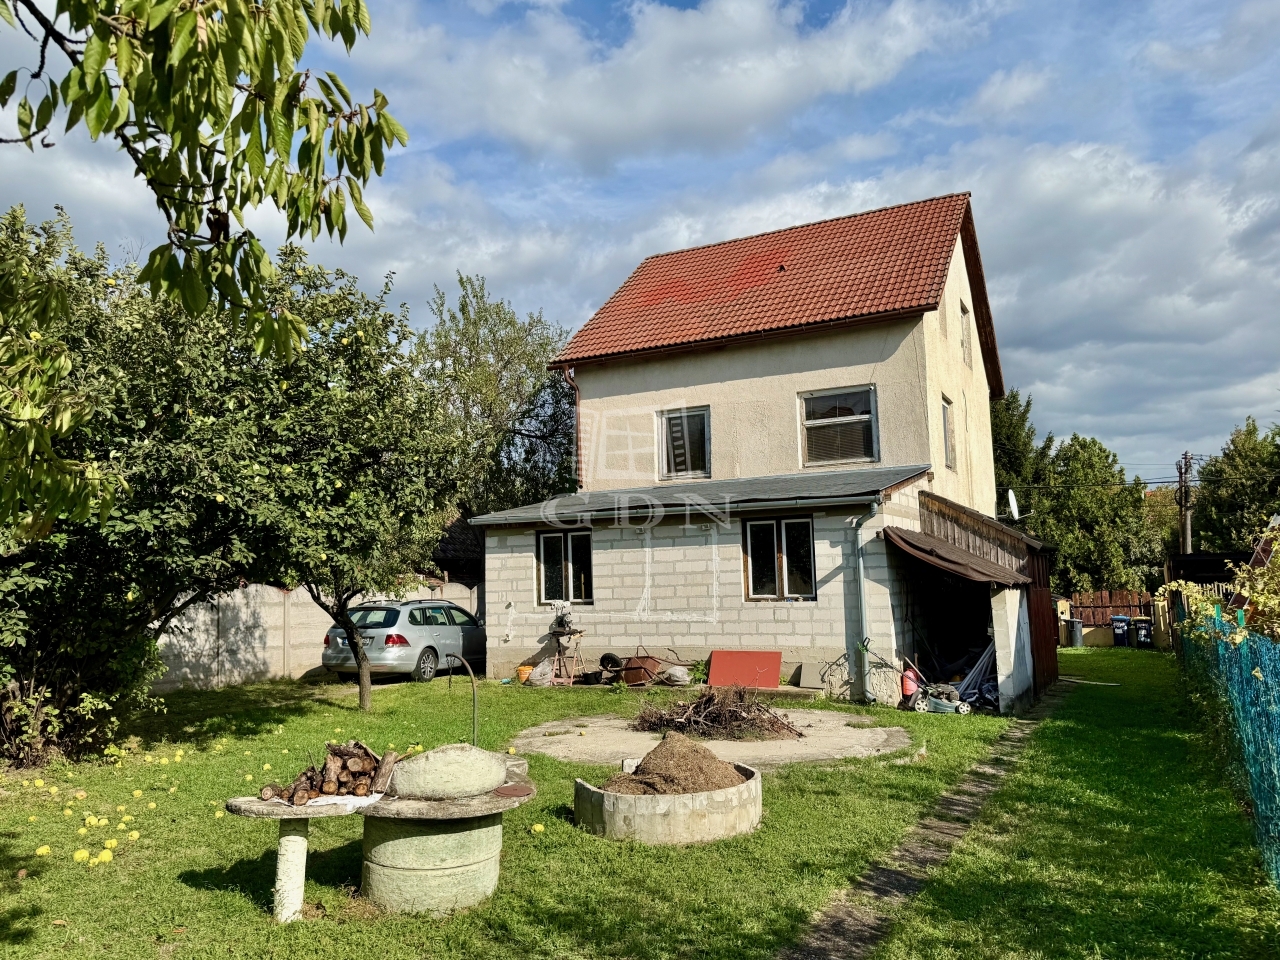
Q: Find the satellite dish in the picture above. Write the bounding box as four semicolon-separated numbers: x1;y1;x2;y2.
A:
1008;489;1020;521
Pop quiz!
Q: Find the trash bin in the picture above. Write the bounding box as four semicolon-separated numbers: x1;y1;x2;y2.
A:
1131;616;1153;649
1110;615;1131;648
1066;619;1084;648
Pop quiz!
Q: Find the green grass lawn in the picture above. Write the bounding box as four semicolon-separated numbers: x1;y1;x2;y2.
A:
871;648;1280;960
1;674;1006;959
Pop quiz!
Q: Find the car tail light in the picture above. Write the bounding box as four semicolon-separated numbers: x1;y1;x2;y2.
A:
324;634;330;646
384;634;410;647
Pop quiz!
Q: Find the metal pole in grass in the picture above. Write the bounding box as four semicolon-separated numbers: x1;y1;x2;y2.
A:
446;654;479;746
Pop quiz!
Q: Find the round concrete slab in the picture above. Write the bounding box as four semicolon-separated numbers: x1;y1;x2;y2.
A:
510;710;911;770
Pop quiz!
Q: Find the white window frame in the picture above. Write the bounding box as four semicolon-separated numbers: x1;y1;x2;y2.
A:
799;385;879;466
781;518;817;599
537;530;593;604
659;406;711;479
744;517;816;601
942;395;957;471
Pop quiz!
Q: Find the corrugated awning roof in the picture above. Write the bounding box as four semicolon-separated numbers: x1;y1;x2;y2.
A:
882;526;1031;586
470;464;929;527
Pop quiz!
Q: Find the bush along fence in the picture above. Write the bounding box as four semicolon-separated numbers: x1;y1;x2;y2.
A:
1171;601;1280;887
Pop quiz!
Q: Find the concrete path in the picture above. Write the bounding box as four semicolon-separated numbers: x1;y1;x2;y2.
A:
779;684;1070;960
510;710;911;770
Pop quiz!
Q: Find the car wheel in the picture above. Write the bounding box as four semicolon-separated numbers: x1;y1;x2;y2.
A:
412;648;438;683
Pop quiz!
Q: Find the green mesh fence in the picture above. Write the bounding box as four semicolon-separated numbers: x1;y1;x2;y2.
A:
1175;611;1280;886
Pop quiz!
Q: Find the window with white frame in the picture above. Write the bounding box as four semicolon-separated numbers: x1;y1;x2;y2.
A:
744;517;816;600
661;407;710;478
538;530;593;603
942;395;957;470
960;302;973;368
802;387;877;464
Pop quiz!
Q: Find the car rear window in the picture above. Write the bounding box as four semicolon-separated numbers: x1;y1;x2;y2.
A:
350;608;400;628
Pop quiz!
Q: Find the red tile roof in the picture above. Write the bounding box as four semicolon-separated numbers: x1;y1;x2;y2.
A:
556;193;1004;396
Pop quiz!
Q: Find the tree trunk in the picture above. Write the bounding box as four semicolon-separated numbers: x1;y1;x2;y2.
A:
349;628;373;712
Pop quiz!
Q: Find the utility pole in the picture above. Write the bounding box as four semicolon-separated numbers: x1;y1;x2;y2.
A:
1176;451;1194;554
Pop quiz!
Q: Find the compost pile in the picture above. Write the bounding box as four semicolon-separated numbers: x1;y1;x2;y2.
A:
632;686;803;741
602;733;745;796
259;740;398;806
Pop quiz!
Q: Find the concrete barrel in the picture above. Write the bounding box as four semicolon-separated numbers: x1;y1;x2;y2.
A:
361;813;503;915
574;764;762;845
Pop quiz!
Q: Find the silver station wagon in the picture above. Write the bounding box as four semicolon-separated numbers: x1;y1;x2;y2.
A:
321;601;486;682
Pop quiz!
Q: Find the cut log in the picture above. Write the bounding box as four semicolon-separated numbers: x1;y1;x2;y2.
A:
323;753;345;784
371;750;399;793
290;789;310;806
345;756;363;773
321;780;338;795
338;769;353;784
259;784;283;801
352;780;370;797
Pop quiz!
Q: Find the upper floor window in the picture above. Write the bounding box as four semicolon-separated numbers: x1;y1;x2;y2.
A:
802;387;877;464
942;395;957;470
539;530;593;604
960;302;973;368
661;407;710;478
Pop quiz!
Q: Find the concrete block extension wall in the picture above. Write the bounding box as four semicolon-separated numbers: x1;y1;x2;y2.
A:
482;477;931;701
155;582;481;692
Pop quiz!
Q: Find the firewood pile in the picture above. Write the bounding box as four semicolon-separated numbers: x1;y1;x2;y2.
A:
259;740;399;806
632;686;803;740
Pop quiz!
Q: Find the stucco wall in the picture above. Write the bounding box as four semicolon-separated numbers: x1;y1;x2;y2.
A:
921;236;998;517
990;586;1034;712
573;318;932;492
483;475;931;701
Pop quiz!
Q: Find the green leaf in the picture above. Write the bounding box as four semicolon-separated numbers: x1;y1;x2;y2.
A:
0;70;16;109
346;176;374;230
326;72;353;108
82;34;110;89
35;96;53;133
169;10;198;67
179;253;210;315
354;0;372;35
271;110;293;160
381;111;409;147
246;121;265;179
0;0;14;29
148;0;182;30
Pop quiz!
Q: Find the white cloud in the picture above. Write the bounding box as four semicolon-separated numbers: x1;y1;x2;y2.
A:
1147;0;1280;78
969;65;1051;116
356;0;999;167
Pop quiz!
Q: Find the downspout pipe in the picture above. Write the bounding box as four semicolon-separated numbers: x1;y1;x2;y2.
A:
852;501;880;703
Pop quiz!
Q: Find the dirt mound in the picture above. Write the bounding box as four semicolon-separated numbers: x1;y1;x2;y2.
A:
633;686;802;741
601;732;747;795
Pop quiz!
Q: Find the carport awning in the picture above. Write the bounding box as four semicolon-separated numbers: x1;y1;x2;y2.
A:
882;526;1031;586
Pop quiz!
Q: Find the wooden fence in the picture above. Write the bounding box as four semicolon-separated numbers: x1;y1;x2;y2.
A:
1070;590;1153;626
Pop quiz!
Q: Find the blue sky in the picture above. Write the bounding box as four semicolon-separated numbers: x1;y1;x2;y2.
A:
2;0;1279;478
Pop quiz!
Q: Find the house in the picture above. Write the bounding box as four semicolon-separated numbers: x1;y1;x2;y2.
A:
472;194;1058;710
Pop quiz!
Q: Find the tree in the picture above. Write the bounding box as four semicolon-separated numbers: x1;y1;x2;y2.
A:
1;0;405;528
990;391;1165;594
0;212;461;758
0;208;286;762
1026;435;1163;594
1194;417;1280;552
420;275;575;517
251;251;461;712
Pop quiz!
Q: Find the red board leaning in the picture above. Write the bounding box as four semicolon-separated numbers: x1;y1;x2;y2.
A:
707;650;782;689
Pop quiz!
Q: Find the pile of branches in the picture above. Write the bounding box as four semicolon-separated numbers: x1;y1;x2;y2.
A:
260;740;399;806
633;686;803;740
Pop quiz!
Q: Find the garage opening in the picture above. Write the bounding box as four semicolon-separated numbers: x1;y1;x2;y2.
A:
883;526;1032;711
